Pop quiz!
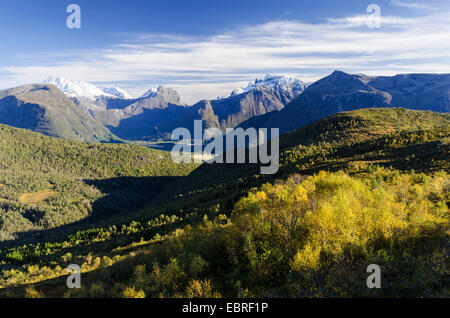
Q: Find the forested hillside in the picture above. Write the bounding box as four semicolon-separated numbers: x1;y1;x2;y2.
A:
0;125;198;241
0;108;448;298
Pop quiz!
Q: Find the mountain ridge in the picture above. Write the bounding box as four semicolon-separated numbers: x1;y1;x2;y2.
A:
1;71;448;144
0;84;118;143
239;70;450;133
96;75;307;140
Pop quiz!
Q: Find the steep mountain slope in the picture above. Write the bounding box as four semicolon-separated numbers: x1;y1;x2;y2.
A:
218;74;306;99
0;84;118;143
41;75;306;141
201;75;306;129
240;71;450;133
121;86;185;115
111;75;307;140
96;86;188;140
38;79;189;141
140;88;158;99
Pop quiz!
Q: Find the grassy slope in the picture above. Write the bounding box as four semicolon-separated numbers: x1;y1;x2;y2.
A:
0;108;448;297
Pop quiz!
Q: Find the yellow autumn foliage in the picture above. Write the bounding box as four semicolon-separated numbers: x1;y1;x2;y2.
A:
233;171;448;274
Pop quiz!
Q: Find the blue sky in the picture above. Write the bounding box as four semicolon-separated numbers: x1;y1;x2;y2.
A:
0;0;449;103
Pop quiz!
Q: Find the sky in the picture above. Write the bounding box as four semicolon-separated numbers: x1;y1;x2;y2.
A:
0;0;449;104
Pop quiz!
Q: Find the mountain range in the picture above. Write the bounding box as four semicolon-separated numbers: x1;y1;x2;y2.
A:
0;71;448;143
126;75;307;140
240;71;450;132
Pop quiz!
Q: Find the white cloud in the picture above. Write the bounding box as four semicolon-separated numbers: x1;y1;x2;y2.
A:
390;0;427;9
1;7;450;104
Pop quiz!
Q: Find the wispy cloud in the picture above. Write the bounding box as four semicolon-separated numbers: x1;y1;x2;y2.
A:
2;6;450;104
390;0;427;9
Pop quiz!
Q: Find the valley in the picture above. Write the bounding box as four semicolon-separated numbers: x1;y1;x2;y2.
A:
0;106;447;298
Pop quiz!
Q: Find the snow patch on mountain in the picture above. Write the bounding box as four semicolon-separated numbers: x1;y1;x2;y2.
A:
43;77;114;100
217;74;307;99
101;86;133;99
43;77;134;100
140;88;158;99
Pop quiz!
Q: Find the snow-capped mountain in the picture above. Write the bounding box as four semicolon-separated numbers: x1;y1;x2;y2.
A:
43;77;133;100
102;86;133;99
0;83;117;143
140;88;158;99
43;77;116;100
237;70;450;133
218;74;307;99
